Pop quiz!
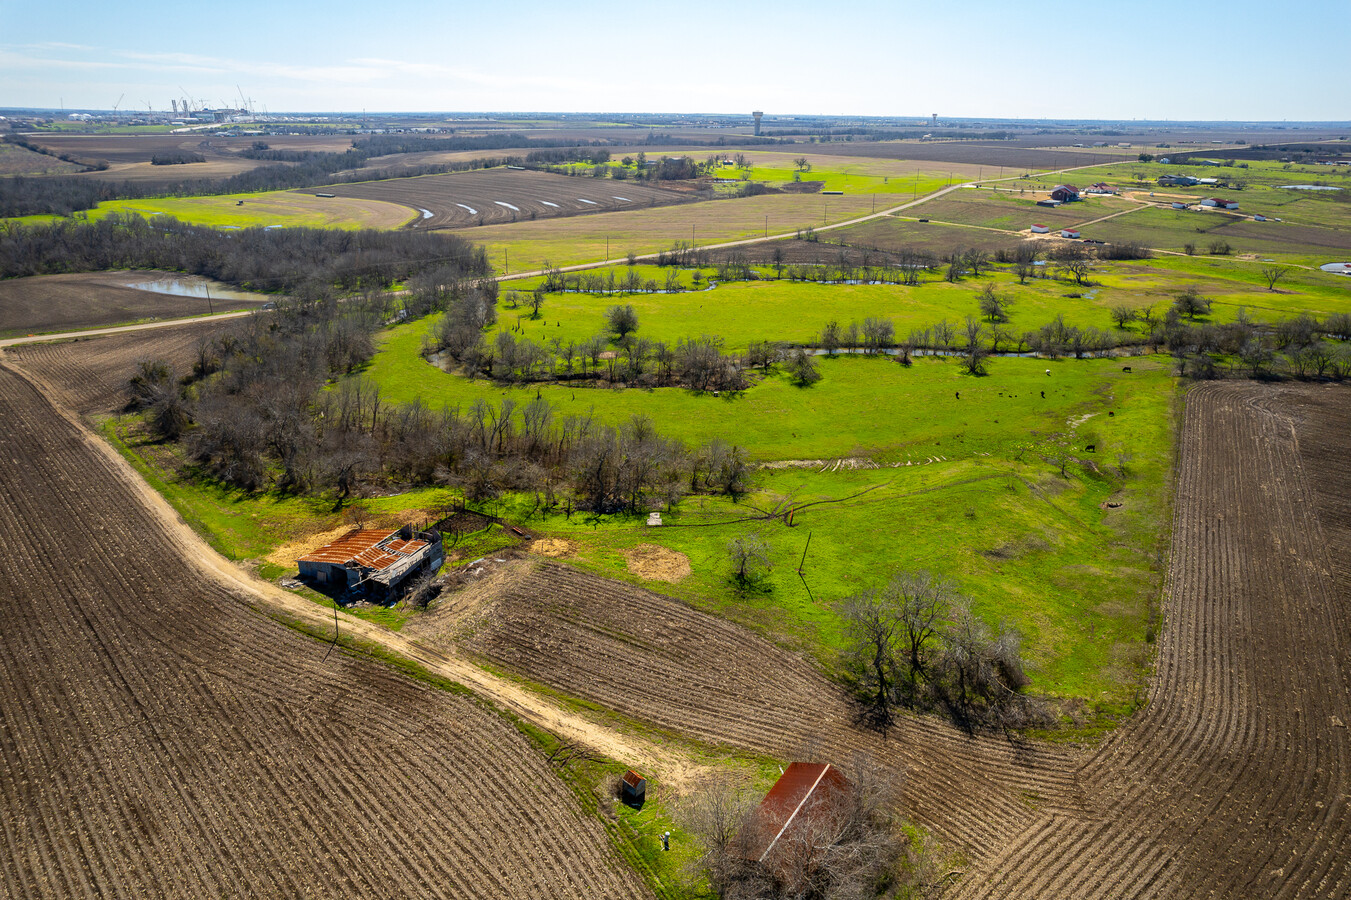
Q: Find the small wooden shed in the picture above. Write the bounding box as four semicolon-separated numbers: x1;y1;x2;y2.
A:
622;769;647;806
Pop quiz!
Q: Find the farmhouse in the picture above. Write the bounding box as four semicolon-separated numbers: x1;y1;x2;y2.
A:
1050;184;1080;202
748;763;851;869
1031;223;1051;234
1200;197;1239;209
1085;182;1116;194
1061;228;1082;239
298;525;444;601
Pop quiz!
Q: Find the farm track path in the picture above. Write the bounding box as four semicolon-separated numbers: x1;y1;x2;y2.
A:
0;355;652;899
2;350;713;793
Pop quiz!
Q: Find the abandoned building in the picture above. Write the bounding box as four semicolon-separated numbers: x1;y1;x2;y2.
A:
748;762;852;868
297;525;444;602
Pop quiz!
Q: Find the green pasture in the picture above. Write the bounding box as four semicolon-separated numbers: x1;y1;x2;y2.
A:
87;191;418;230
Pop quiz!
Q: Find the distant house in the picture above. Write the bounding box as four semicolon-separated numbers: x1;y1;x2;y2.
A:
1030;223;1051;234
1158;174;1200;187
1171;201;1190;209
298;525;444;602
1085;182;1116;194
1050;184;1080;202
746;763;851;873
1200;197;1239;209
1061;228;1082;239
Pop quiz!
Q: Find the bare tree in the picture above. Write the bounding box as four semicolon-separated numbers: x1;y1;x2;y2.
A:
1110;304;1139;330
1261;264;1291;292
728;533;771;586
961;316;990;376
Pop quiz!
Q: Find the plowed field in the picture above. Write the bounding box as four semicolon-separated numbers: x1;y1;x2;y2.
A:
313;169;691;229
0;362;647;900
5;318;225;414
443;379;1351;897
947;381;1351;898
0;272;269;339
434;561;1084;859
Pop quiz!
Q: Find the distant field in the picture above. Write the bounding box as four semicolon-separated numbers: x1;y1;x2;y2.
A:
89;191;416;230
708;151;978;195
0;142;84;176
482;192;877;271
0;271;272;338
316;168;692;229
910;188;1137;231
829;216;1025;257
797;140;1104;171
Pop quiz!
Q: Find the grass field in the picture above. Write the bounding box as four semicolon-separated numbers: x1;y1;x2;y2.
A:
88;191;418;230
489;256;1351;353
111;348;1176;717
484;193;878;272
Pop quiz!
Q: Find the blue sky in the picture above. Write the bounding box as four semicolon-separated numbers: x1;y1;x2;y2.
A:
4;0;1347;120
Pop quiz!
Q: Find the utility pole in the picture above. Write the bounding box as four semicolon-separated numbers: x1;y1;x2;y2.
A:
504;249;508;275
204;285;213;315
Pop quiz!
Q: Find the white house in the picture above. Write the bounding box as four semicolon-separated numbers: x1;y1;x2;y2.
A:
1031;223;1050;234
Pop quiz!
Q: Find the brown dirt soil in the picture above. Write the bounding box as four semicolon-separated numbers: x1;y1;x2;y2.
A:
530;537;578;557
622;543;691;582
948;381;1351;899
1;318;227;414
454;560;1085;861
0;360;650;900
0;272;270;339
314;168;692;229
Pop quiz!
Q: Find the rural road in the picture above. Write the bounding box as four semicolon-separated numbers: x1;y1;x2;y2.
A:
7;353;709;790
0;309;256;348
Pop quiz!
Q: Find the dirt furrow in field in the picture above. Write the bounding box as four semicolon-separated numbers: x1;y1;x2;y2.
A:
946;382;1351;898
0;360;648;900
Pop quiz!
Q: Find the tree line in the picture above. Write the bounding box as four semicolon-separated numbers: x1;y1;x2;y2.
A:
0;214;488;292
133;296;753;516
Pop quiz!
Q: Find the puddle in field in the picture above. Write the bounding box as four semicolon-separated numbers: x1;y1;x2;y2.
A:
541;200;560;208
577;198;598;205
1281;184;1341;191
455;203;477;215
416;207;433;219
494;201;520;212
94;272;272;303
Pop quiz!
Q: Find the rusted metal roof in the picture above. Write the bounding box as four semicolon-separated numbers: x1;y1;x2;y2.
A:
622;769;646;789
753;762;850;863
299;530;428;573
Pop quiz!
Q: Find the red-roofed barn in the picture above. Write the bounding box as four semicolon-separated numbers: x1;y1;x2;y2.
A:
298;524;443;601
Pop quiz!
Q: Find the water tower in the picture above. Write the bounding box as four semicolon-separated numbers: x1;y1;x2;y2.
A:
753;110;764;136
931;113;938;127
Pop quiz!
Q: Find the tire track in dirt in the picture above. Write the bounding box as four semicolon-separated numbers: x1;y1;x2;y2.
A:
0;362;648;900
945;382;1351;898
